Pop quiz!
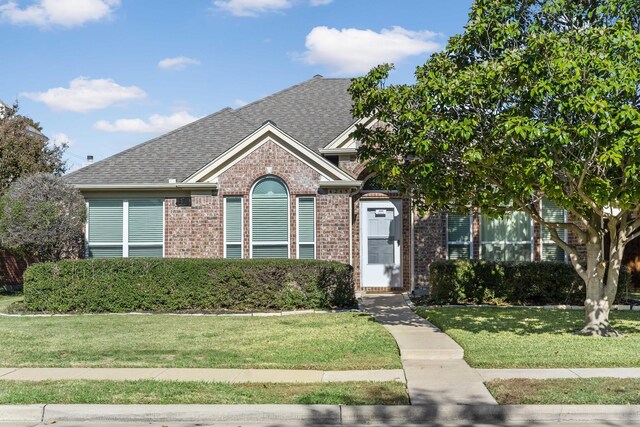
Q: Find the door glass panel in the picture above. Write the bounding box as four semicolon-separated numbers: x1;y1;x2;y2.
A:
368;238;394;264
367;208;395;265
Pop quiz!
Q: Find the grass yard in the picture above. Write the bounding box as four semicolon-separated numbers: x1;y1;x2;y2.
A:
0;293;22;314
487;378;640;404
0;312;401;370
0;380;408;405
415;307;640;368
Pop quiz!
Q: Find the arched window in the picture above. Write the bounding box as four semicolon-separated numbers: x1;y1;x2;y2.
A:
251;176;289;258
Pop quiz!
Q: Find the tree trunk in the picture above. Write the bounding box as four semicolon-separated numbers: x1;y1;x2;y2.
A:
578;231;620;337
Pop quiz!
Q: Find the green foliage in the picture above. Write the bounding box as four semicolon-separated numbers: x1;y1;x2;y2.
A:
0;103;66;194
23;258;357;313
350;0;640;318
0;173;86;261
429;260;630;305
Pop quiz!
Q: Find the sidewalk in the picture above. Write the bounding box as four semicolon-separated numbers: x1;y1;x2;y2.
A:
361;294;497;405
0;367;404;383
478;367;640;381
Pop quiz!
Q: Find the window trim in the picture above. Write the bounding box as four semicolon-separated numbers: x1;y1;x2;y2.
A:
446;213;473;260
224;196;244;259
296;196;316;259
249;176;290;259
479;211;534;261
86;198;164;258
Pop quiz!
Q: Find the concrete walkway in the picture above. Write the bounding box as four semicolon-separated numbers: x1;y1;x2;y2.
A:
361;294;497;405
478;367;640;381
0;367;404;383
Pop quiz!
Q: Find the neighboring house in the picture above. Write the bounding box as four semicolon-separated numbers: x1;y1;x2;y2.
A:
64;76;580;292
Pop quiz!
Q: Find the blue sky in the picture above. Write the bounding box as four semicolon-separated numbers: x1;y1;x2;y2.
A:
1;0;474;171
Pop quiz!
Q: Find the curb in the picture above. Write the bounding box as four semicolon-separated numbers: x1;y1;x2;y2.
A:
3;404;640;424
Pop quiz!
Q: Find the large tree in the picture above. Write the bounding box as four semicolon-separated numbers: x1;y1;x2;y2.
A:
0;102;66;193
350;0;640;336
0;173;86;262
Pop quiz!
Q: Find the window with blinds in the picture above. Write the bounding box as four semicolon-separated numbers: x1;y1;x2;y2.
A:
447;214;472;259
224;197;243;259
541;198;567;262
297;197;315;259
87;199;163;258
88;199;123;258
480;211;532;261
251;177;289;258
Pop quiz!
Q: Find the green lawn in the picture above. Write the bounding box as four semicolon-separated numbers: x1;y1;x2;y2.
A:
0;312;401;370
0;380;408;405
487;378;640;404
415;307;640;368
0;293;22;314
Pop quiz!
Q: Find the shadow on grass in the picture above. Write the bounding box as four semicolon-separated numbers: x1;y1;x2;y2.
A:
417;306;640;336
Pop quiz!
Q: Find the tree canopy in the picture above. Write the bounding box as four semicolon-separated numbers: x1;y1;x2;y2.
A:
0;102;66;193
0;173;86;262
349;0;640;335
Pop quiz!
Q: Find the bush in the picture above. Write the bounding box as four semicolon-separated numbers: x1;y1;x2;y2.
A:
23;258;356;313
429;260;630;306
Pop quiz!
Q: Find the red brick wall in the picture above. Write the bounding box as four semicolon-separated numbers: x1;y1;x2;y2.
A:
164;195;222;258
0;250;32;286
165;140;351;264
413;211;447;288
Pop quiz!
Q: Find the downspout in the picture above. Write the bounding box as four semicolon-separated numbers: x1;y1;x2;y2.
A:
411;200;415;293
348;185;363;267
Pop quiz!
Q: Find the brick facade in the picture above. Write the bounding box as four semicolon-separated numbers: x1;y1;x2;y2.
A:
165;140;351;265
0;250;32;287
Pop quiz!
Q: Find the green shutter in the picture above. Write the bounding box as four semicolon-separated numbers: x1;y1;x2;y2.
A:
253;245;288;258
225;198;242;241
542;244;565;261
298;198;315;243
448;244;470;260
447;214;470;242
88;200;123;243
89;246;123;258
128;199;163;243
299;244;315;260
298;197;315;259
225;197;243;259
129;246;163;258
226;244;242;259
481;212;531;243
541;198;565;241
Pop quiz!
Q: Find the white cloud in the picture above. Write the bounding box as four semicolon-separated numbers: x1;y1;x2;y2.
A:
309;0;332;5
51;132;74;147
300;26;441;75
158;56;201;70
0;0;119;28
94;112;200;133
22;77;146;113
213;0;292;16
233;99;248;107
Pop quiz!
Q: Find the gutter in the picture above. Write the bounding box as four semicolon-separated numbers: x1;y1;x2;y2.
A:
71;183;218;191
319;148;357;155
319;180;362;189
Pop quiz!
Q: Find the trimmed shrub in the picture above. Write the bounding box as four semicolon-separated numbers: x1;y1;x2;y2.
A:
429;260;630;306
23;258;356;313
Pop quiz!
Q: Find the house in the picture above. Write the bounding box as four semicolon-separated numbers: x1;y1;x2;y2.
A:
64;76;585;292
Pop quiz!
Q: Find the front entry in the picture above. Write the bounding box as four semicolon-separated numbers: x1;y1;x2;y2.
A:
360;200;402;288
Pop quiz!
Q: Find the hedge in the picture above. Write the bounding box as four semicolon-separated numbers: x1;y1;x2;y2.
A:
23;258;357;313
429;260;631;306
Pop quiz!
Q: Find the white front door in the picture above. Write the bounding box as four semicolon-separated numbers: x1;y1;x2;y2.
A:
360;200;402;288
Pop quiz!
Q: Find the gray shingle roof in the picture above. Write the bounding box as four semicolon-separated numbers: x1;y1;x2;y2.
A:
65;77;355;185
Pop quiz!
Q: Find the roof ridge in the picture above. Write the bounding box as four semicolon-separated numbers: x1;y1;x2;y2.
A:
233;76;332;115
64;107;235;179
